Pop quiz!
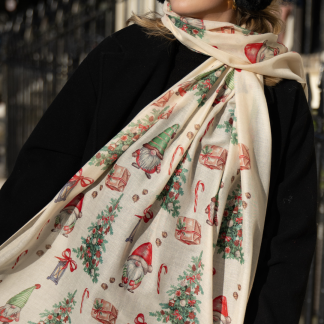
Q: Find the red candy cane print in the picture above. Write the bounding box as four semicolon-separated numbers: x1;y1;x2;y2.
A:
200;117;214;142
194;180;205;212
12;250;28;269
80;288;89;313
157;263;168;294
37;219;50;240
169;145;184;175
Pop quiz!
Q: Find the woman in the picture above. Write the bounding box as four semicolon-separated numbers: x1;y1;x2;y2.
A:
0;0;317;323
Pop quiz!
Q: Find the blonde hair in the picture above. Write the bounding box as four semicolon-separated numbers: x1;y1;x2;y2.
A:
126;0;285;87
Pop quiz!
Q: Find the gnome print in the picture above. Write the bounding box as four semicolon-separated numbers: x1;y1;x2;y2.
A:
0;284;41;323
245;40;280;63
132;124;179;179
213;295;232;324
51;193;84;237
119;242;153;293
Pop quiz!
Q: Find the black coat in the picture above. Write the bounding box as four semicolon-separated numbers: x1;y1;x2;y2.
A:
0;24;318;323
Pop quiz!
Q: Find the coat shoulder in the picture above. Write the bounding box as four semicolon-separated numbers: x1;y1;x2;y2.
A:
265;79;309;121
89;24;172;57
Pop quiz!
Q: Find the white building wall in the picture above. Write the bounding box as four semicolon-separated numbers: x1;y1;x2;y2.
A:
115;0;163;32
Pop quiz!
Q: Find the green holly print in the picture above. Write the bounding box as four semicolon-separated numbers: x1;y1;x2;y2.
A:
169;15;205;39
88;105;171;171
216;105;238;145
28;290;77;324
73;194;123;283
149;251;204;324
235;25;259;36
156;150;192;217
216;181;244;264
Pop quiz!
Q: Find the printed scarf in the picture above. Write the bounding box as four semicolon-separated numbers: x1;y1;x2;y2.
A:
0;2;307;324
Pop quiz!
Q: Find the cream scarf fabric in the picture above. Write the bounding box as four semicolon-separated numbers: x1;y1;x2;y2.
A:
0;2;307;324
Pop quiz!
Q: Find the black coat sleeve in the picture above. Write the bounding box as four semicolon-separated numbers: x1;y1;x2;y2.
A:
0;35;123;245
245;84;318;323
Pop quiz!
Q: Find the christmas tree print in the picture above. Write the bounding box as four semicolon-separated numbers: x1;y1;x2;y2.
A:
169;15;205;39
28;290;77;324
73;194;123;283
88;105;171;171
149;250;204;324
216;104;238;145
215;181;244;264
156;150;192;217
194;67;227;108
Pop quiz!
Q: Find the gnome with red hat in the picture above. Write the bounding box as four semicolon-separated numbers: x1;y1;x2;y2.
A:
244;40;280;64
51;193;84;238
132;125;179;179
119;242;153;293
213;295;232;324
0;284;41;323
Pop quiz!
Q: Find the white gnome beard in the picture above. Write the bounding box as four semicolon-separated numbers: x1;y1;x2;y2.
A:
2;304;21;319
259;46;278;62
53;209;75;233
213;315;223;324
125;259;145;288
138;147;161;172
65;210;78;227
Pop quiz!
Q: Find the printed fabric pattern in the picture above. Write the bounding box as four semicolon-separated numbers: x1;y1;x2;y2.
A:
0;2;307;324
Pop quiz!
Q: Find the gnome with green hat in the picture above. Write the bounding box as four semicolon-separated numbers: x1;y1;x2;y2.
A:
132;124;179;179
0;284;41;323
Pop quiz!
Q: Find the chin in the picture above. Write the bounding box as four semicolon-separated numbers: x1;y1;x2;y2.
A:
170;0;226;18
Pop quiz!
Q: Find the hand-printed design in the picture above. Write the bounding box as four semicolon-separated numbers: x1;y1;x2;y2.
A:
119;242;153;293
169;145;184;175
176;67;227;107
175;216;202;246
37;219;50;239
156;150;192;217
89;105;173;171
80;288;89;314
47;248;77;285
105;164;131;192
0;284;40;323
216;181;244;264
199;145;228;170
194;181;205;213
73;194;123;283
215;95;238;145
132;124;179;179
55;168;94;203
91;299;118;324
205;197;218;226
213;69;234;106
134;313;147;324
11;250;28;269
209;26;235;34
51;193;84;237
245;40;280;63
126;205;154;243
149;251;204;324
157;264;168;294
200;117;214;142
213;295;232;324
169;15;206;38
28;290;77;324
152;90;174;108
238;143;251;170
